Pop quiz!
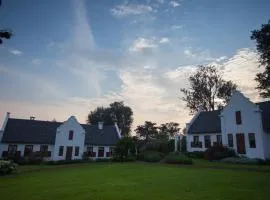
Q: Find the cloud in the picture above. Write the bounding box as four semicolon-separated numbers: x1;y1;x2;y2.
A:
129;37;157;52
169;1;181;8
111;4;153;17
159;37;170;44
31;59;41;65
156;0;165;4
171;25;184;30
9;49;23;55
216;56;227;62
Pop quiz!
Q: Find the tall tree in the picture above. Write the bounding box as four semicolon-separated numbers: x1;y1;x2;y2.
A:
0;1;12;44
87;102;133;137
181;65;237;113
158;122;180;140
251;20;270;97
135;121;158;142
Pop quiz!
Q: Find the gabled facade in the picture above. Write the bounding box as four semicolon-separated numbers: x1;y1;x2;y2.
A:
186;91;270;159
0;113;121;161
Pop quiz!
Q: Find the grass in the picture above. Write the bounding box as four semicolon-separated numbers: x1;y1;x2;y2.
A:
1;163;270;200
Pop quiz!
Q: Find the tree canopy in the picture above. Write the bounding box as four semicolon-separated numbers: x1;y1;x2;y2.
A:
251;20;270;98
135;121;158;142
180;65;237;113
87;101;133;137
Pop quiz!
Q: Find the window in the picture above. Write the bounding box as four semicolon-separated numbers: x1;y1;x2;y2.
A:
235;111;242;125
228;134;233;147
75;146;80;156
24;145;33;156
204;135;211;148
87;146;96;157
106;147;114;157
193;136;199;143
8;145;17;154
216;135;222;145
87;146;93;153
248;133;256;148
69;130;74;140
98;147;104;157
59;146;64;156
40;145;48;152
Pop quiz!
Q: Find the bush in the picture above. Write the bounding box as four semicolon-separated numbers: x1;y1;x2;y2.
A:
113;137;137;161
138;151;164;162
220;157;259;165
44;159;90;165
0;160;18;175
164;152;193;165
185;151;204;159
95;158;112;162
112;156;136;162
204;146;236;160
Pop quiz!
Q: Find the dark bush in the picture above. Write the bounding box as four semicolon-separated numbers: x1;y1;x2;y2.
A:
112;156;136;162
164;152;193;165
204;146;236;160
95;158;112;162
185;151;204;159
113;137;137;161
44;159;90;165
137;151;164;162
0;160;18;175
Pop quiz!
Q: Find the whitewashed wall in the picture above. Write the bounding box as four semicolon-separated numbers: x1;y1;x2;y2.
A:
221;92;265;159
53;116;85;161
187;133;221;152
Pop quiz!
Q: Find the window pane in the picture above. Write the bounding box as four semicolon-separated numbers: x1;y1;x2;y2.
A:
248;133;256;148
228;134;233;147
98;147;104;157
69;130;74;140
204;135;211;148
8;145;17;154
75;146;80;156
235;111;242;125
40;145;48;152
59;146;64;156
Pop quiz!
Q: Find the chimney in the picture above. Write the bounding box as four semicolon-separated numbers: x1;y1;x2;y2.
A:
30;116;35;120
1;112;10;131
98;121;103;130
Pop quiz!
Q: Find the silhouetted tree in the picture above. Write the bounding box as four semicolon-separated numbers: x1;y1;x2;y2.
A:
87;102;133;137
251;20;270;97
181;65;237;113
135;121;158;142
158;122;180;140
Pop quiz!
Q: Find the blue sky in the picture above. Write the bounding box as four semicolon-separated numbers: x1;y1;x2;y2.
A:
0;0;269;129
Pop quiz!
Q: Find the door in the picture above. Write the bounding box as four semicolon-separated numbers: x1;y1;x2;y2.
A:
236;134;246;154
66;146;73;160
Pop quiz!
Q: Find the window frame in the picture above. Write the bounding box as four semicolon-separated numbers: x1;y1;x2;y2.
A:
248;133;256;148
8;144;17;154
40;145;48;152
98;146;105;157
59;146;64;156
193;136;199;143
216;135;222;145
204;135;211;148
75;146;80;156
68;130;74;140
227;134;233;147
235;111;242;125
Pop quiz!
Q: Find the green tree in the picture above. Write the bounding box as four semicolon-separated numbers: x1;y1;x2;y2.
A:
158;122;180;140
251;20;270;97
181;65;237;113
135;121;158;142
87;102;133;137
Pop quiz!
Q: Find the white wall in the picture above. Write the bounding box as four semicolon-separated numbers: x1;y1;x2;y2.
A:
0;143;54;160
263;132;270;159
221;92;265;159
187;133;220;152
53;116;85;161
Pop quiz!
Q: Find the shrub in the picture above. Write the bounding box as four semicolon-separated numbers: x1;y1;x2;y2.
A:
204;146;236;160
185;151;204;159
0;160;18;175
113;137;137;161
95;158;112;162
164;152;193;165
112;156;136;162
220;157;259;165
44;159;90;165
138;151;164;162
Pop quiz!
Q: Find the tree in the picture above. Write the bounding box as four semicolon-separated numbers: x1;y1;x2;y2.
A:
87;102;133;137
180;65;237;113
0;1;12;44
158;122;180;140
251;20;270;97
135;121;158;142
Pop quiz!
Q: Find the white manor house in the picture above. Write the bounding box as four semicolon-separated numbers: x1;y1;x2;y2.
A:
0;114;121;161
186;91;270;160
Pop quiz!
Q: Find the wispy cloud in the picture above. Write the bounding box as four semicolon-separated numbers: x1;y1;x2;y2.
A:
111;4;153;17
171;25;183;30
9;49;23;55
129;37;157;52
159;37;170;44
169;1;181;8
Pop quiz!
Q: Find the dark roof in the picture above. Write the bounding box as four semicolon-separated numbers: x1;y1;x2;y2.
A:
1;118;120;145
82;125;120;145
188;110;221;134
257;101;270;132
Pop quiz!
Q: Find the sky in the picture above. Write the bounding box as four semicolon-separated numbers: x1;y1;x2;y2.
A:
0;0;269;132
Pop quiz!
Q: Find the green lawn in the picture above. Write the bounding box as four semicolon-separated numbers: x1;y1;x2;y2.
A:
1;163;270;200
